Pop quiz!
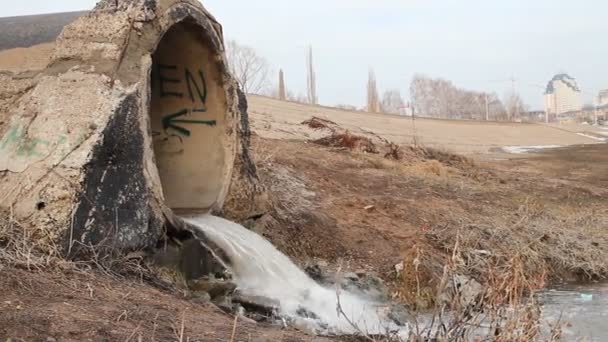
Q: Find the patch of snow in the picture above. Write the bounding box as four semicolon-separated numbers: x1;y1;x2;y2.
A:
501;145;562;154
577;133;607;141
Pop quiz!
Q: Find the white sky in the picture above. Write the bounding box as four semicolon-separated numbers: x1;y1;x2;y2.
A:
3;0;607;109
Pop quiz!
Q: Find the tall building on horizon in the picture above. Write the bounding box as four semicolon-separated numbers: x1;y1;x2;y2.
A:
544;74;582;115
597;89;608;107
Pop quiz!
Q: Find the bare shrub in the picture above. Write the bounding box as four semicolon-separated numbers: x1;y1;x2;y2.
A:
313;131;379;154
301;116;339;131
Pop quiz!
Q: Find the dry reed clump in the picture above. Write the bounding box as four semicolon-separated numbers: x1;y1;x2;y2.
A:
341;233;564;341
395;245;444;310
395;233;564;342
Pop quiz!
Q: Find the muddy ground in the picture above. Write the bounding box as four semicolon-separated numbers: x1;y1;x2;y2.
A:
252;137;607;287
1;136;607;341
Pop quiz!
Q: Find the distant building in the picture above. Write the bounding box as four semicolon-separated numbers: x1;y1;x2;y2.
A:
597;89;608;107
544;74;582;115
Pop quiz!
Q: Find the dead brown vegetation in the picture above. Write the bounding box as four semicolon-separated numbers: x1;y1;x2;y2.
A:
314;131;379;154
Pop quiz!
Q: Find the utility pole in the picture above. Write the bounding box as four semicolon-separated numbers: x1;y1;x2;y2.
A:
484;93;490;121
278;69;286;101
594;105;599;125
510;76;519;121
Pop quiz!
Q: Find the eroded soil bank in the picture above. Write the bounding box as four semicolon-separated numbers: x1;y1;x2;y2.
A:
1;137;606;340
251;138;607;298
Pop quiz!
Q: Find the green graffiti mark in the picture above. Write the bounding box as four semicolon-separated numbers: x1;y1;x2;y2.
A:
162;109;216;137
0;125;73;158
15;137;50;157
0;125;23;150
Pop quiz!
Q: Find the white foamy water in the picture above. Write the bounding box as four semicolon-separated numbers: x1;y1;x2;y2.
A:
183;215;407;336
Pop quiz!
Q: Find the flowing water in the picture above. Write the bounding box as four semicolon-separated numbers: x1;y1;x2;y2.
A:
538;283;608;341
184;214;607;340
184;215;407;335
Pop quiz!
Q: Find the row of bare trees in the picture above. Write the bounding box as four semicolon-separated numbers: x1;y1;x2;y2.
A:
226;40;529;121
409;74;528;121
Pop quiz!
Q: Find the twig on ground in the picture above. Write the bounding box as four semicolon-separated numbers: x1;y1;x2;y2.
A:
230;314;238;342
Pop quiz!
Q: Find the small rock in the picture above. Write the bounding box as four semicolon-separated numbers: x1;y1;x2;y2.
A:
452;274;483;307
190;291;211;304
232;291;280;317
388;304;411;326
394;262;405;275
212;295;233;314
296;307;319;320
342;272;359;281
304;264;327;284
237;313;258;325
188;278;236;299
364;205;375;211
316;260;329;268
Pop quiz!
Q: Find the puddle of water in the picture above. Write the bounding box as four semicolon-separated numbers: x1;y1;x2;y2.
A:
538;283;608;341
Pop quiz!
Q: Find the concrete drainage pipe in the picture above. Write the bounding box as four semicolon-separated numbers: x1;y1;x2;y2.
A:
0;0;266;257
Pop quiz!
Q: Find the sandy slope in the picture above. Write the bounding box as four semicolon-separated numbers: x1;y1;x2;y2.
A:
248;95;600;154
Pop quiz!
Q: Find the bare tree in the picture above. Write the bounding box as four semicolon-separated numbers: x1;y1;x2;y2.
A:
381;89;405;115
367;68;380;113
226;40;270;94
306;46;318;105
410;74;507;120
278;69;286;100
504;92;527;121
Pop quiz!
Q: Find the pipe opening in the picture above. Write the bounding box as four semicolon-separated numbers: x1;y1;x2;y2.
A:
150;21;228;214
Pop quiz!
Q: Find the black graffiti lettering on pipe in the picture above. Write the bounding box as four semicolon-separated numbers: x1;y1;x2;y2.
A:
156;64;184;98
185;68;207;112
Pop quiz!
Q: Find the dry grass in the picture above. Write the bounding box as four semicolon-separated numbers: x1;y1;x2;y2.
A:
338;238;565;341
406;248;562;341
425;204;608;282
0;208;66;271
0;208;176;292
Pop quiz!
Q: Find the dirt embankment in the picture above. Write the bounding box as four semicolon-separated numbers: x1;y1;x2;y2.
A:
1;127;607;340
251;135;608;302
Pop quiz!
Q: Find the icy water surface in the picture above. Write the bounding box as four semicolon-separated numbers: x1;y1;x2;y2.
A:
538;282;608;341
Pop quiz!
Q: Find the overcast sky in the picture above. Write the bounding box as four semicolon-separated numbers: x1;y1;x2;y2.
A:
4;0;607;109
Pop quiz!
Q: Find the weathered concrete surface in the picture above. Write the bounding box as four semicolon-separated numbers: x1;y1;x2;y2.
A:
0;0;267;257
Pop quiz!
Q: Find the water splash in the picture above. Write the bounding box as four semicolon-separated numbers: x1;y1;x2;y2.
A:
183;215;408;335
